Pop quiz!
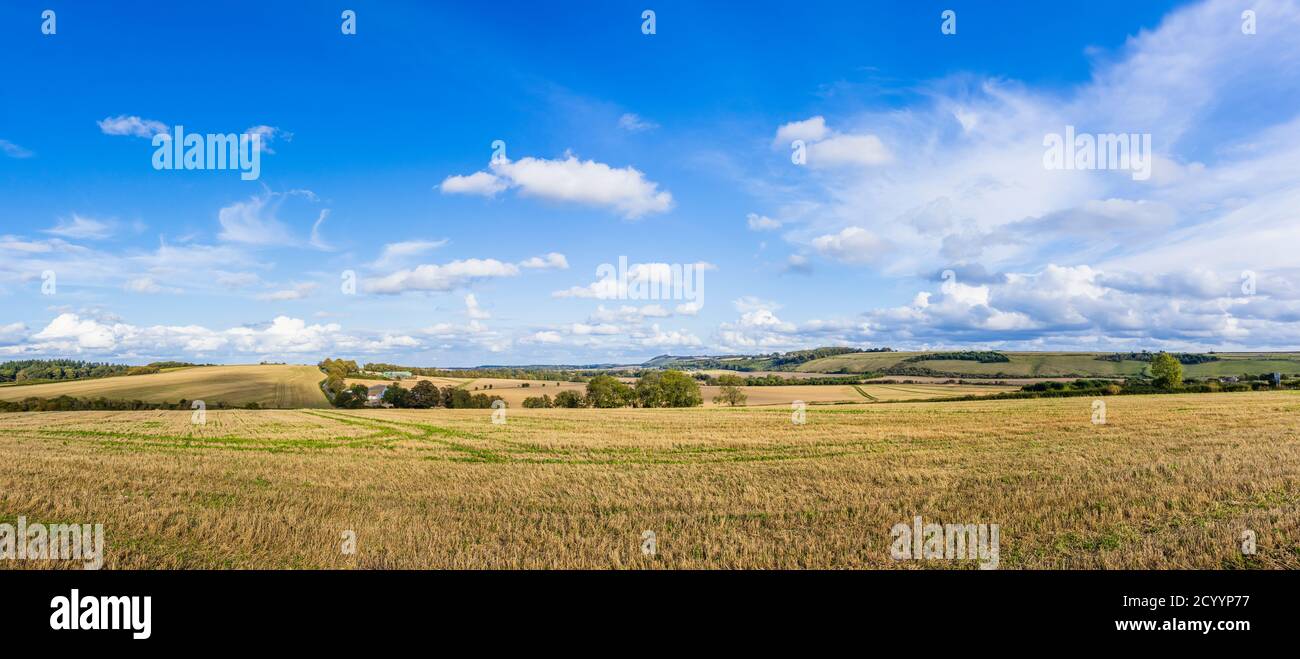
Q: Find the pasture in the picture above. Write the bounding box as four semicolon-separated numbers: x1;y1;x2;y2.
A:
2;391;1297;569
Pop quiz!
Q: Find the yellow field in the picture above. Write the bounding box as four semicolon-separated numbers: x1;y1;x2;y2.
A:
345;377;1017;408
0;364;329;409
2;391;1297;569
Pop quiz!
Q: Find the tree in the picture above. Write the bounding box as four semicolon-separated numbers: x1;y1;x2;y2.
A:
635;371;666;407
1150;352;1183;389
410;380;440;408
712;374;748;407
586;375;634;408
522;395;553;408
554;390;585;408
659;370;704;407
636;370;703;408
381;383;412;407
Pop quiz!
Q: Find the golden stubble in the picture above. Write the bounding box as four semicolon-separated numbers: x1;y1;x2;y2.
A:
1;391;1297;569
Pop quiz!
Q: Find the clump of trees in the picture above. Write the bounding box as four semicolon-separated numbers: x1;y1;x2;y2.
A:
585;375;634;408
0;360;133;383
520;370;704;409
330;384;372;408
335;379;504;409
318;358;361;401
634;370;703;407
0;360;211;384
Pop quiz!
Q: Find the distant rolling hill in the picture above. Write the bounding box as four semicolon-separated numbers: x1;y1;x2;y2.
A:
0;364;329;409
797;352;1300;378
645;351;1300;379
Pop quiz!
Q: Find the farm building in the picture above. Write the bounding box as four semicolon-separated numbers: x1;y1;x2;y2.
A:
380;371;413;379
367;385;388;406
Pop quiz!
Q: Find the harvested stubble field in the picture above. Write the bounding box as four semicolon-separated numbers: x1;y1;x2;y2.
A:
1;391;1298;569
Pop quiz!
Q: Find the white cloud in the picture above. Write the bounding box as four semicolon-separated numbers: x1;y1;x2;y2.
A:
97;115;168;138
465;293;490;319
773;116;890;167
519;252;569;270
365;259;519;294
365;252;568;295
309;210;332;250
371;239;449;269
440;171;508;196
746;213;782;231
44;214;113;240
124;276;180;295
618;113;658;132
552;261;713;299
8;313;426;358
244;125;289;155
774;116;828;146
640;324;702;347
674;301;702;316
808;133;891;167
589;304;672;323
810;227;885;264
526;330;564;344
256;283;317;301
215;272;261;289
443;155;674;219
0;139;33;159
217;194;295;245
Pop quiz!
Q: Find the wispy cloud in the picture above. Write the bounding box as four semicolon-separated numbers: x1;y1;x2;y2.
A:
0;139;33;159
44;214;114;240
97;115;168;138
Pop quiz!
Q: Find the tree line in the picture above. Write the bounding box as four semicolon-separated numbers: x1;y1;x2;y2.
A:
1096;351;1220;365
330;380;504;409
0;396;257;413
0;360;208;384
902;351;1011;364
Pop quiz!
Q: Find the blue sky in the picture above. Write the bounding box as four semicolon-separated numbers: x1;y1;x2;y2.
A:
3;0;1300;366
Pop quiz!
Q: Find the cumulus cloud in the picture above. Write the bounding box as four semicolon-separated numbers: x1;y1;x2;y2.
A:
442;154;673;219
519;252;569;269
765;0;1300;284
773;116;828;146
6;313;422;359
439;171;508;196
365;258;519;294
774;115;890;167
